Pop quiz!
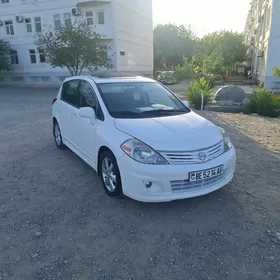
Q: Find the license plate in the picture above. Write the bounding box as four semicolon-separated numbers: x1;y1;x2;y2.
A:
189;165;224;182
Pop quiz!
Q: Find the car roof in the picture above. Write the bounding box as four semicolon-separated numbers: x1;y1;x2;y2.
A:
64;72;156;84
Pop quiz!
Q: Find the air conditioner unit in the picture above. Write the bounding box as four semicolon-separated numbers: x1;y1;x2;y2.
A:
16;15;24;22
72;7;81;16
0;20;3;26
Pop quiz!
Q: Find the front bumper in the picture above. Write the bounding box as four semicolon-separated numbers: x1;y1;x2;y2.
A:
117;147;236;203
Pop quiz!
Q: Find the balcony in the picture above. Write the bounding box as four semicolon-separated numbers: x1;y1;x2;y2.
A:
77;0;111;5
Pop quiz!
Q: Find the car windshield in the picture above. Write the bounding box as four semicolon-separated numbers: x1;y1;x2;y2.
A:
162;71;174;77
97;82;190;119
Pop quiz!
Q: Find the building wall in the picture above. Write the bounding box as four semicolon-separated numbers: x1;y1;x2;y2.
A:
114;0;153;77
244;0;280;89
264;0;280;89
0;0;153;86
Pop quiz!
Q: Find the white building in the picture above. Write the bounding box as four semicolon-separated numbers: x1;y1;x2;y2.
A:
244;0;280;89
0;0;154;86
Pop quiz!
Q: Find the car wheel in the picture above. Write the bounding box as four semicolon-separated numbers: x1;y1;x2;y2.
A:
99;151;122;197
53;121;66;150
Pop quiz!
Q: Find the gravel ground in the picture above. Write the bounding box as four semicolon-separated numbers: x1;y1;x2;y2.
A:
207;112;280;157
1;87;280;280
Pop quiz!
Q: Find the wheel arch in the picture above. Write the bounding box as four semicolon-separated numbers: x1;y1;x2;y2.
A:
52;117;57;126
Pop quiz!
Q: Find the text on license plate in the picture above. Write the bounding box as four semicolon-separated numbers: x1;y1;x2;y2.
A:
189;165;224;182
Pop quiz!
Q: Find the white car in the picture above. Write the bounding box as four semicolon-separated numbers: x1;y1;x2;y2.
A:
52;73;236;203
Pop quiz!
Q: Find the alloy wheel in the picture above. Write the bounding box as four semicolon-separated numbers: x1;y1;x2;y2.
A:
54;123;62;146
101;157;117;192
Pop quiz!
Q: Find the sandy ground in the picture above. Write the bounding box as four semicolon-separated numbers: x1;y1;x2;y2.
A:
1;86;280;279
204;112;280;157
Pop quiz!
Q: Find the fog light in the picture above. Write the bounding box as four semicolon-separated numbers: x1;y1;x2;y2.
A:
145;182;152;188
143;180;163;193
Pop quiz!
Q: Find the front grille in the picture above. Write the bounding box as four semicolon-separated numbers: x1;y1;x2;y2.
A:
170;170;227;193
159;140;224;165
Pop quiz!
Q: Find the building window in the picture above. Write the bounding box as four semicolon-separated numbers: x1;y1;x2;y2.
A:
25;18;32;33
97;10;105;24
39;49;46;63
12;76;24;82
29;49;37;64
54;14;61;30
63;13;72;27
34;17;42;32
10;50;19;64
5;20;14;35
85;11;94;25
1;0;10;3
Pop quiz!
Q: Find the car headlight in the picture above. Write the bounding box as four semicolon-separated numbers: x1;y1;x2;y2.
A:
219;127;233;152
121;138;168;165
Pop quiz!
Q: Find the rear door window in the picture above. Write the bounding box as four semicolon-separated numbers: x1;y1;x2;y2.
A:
61;80;81;107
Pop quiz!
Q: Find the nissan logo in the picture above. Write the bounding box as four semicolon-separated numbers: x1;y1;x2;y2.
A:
198;152;207;161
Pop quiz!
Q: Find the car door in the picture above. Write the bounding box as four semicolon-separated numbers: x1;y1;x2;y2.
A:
74;80;103;166
59;79;81;146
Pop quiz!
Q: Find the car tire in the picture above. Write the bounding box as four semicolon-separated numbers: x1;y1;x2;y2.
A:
53;120;66;150
99;150;122;197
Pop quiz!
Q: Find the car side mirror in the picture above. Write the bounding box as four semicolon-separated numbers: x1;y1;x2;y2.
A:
79;107;96;119
182;101;189;108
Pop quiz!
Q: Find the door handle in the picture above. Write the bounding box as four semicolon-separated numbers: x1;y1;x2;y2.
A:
72;113;76;118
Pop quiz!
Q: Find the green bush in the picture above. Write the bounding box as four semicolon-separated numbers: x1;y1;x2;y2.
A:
205;77;216;88
186;77;212;109
246;87;280;117
174;59;196;82
273;67;280;77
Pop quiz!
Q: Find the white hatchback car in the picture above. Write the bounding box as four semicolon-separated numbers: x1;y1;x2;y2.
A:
52;73;236;203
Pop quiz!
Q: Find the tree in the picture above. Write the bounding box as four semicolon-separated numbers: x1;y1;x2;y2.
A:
154;24;197;70
0;39;11;71
273;67;280;77
174;58;196;81
202;47;225;75
35;21;114;76
193;31;247;74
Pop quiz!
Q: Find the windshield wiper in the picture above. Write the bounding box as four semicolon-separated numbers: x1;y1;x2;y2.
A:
112;110;142;115
140;109;187;114
112;109;187;117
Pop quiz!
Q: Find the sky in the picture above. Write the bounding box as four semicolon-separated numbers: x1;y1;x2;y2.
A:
153;0;251;36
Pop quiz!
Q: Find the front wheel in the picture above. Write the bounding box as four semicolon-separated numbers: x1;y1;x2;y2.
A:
99;151;122;197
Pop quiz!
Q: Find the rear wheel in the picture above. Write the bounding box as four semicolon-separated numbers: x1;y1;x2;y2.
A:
53;121;66;150
99;151;122;197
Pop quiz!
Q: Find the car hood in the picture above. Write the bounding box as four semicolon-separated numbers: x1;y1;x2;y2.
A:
114;111;223;151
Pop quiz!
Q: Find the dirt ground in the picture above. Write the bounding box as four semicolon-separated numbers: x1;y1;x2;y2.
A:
204;112;280;157
1;86;280;280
